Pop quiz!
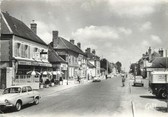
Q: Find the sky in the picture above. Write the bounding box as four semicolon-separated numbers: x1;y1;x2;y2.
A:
1;0;168;71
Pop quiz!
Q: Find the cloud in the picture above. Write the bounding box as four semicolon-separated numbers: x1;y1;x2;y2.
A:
107;0;156;17
72;25;132;42
72;25;120;41
118;27;132;35
141;40;150;47
151;35;162;44
139;21;152;31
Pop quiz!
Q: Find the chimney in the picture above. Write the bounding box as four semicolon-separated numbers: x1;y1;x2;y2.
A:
85;48;91;53
159;48;164;57
52;31;59;48
77;42;81;48
92;49;96;54
30;20;37;34
70;39;74;44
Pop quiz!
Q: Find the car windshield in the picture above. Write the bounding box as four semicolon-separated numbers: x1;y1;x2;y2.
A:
3;87;21;94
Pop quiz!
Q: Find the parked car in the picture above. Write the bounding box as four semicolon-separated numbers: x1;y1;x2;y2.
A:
133;76;144;86
0;85;40;111
92;77;101;82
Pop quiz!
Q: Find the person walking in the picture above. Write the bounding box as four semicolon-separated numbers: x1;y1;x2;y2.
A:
122;74;126;87
59;76;63;85
77;75;80;84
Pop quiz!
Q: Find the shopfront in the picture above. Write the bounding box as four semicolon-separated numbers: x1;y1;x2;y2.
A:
13;60;52;89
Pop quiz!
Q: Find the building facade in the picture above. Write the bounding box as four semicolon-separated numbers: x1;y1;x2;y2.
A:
85;48;101;78
50;31;87;82
0;12;52;89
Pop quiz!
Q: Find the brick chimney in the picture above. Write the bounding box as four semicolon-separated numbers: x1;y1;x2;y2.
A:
30;20;37;34
77;42;81;48
70;39;74;44
92;49;96;54
159;48;164;57
85;48;91;53
52;31;59;48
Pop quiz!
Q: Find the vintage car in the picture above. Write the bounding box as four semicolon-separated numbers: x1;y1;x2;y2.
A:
133;76;144;86
92;77;101;82
0;85;40;111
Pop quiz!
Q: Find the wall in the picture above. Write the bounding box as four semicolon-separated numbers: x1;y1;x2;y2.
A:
1;38;11;61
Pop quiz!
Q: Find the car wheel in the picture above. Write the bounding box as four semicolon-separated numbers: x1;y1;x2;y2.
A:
15;101;22;111
34;97;39;105
161;90;167;99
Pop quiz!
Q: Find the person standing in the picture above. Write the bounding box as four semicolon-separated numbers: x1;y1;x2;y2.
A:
59;75;63;85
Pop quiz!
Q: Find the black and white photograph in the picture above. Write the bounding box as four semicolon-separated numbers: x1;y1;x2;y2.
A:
0;0;168;117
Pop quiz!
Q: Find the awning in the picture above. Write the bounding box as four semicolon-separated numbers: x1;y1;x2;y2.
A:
16;59;52;67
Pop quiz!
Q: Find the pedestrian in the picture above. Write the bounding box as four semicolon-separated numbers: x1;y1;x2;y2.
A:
59;76;63;85
122;74;126;87
77;75;80;83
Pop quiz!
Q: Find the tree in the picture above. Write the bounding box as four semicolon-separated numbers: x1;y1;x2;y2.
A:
100;58;112;74
129;63;141;76
115;61;122;73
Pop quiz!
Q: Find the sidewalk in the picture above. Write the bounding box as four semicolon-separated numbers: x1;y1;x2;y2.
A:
0;79;94;96
129;78;168;117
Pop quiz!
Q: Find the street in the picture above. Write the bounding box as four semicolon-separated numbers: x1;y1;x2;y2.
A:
1;77;132;117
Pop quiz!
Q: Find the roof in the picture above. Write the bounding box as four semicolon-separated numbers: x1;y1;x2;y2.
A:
48;45;67;63
1;12;47;46
150;57;168;68
50;37;86;56
86;52;100;61
87;61;95;68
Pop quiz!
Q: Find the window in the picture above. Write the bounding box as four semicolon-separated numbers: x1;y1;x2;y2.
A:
22;87;27;93
27;86;32;92
14;43;21;57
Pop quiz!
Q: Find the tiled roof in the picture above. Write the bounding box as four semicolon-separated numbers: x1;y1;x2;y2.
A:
151;57;168;68
48;45;66;63
50;37;86;56
1;12;47;46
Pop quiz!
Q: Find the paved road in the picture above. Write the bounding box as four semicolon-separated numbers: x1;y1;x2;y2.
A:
2;77;131;117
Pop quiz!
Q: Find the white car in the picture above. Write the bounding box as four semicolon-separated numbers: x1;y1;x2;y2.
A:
0;85;40;111
92;77;101;82
133;76;144;86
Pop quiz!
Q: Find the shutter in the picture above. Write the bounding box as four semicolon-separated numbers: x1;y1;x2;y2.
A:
14;43;18;57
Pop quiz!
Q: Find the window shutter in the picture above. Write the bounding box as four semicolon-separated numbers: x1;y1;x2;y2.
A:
14;43;18;57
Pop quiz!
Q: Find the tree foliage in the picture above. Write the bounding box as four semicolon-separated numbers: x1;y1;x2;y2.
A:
115;61;122;73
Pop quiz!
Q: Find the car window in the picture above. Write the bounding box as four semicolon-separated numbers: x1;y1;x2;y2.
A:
3;87;21;94
22;87;27;93
27;86;32;92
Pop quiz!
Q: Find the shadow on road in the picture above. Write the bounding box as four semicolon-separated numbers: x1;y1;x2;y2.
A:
155;106;168;113
140;95;156;99
0;103;35;114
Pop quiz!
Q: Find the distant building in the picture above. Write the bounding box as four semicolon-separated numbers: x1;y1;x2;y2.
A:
0;12;52;89
49;31;87;82
85;48;101;78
